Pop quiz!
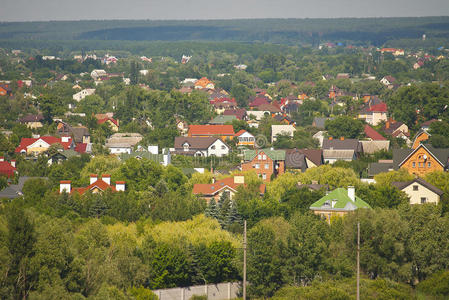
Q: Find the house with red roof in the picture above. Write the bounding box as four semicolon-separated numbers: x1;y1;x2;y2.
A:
210;97;237;114
0;84;13;97
97;117;119;132
223;109;247;120
364;125;387;141
249;97;270;109
15;136;75;156
0;157;16;178
193;175;265;203
235;130;255;147
188;125;235;141
358;99;388;126
59;174;125;195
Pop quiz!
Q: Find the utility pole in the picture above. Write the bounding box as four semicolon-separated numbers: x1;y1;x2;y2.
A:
243;220;247;300
357;222;360;300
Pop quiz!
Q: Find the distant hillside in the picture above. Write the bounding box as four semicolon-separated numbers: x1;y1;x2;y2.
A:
1;17;449;46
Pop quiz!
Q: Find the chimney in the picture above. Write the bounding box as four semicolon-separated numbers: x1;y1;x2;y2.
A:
0;156;4;162
234;175;245;184
329;137;333;140
348;186;355;202
90;174;98;185
59;180;71;193
386;121;390;129
115;181;125;191
102;174;111;185
10;160;16;168
340;137;345;141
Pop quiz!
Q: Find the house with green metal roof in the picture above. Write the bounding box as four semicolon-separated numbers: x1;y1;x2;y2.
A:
209;115;237;125
310;187;371;223
242;148;286;182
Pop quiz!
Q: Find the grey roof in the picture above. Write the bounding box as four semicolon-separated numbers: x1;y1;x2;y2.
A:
174;137;222;150
285;152;307;171
209;115;237;125
297;183;329;191
368;162;394;177
0;177;48;199
313;117;333;129
392;178;444;196
323;149;355;160
106;133;143;148
322;139;362;153
70;127;90;143
120;152;165;163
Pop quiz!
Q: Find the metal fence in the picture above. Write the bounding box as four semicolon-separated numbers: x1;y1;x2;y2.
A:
153;282;241;300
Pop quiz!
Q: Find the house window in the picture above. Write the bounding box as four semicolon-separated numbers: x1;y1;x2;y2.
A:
412;162;416;168
428;162;431;168
255;164;260;169
262;155;267;160
265;164;269;169
262;173;267;180
211;145;216;150
421;197;427;204
258;154;262;160
413;185;418;191
221;145;226;150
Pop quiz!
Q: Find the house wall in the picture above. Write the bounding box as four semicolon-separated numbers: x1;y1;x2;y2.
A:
26;140;51;155
25;121;43;129
311;210;348;224
241;151;275;182
108;147;132;154
412;132;430;149
401;184;440;204
372;112;388;126
237;132;255;146
207;140;229;157
400;148;444;176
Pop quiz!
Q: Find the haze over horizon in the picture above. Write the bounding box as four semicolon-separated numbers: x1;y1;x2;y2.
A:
1;0;449;22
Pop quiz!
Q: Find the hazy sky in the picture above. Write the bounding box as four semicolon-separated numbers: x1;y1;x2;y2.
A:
1;0;449;22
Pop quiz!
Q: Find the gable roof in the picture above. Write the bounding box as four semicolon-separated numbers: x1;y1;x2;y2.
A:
364;125;387;141
72;179;118;195
223;109;246;120
193;176;266;196
15;136;73;153
368;162;394;176
209;115;237;125
98;117;118;127
285;148;323;169
392;178;443;196
0;161;16;177
395;144;449;169
243;148;286;161
310;188;371;211
256;104;282;113
174;137;224;150
313;117;334;129
188;125;235;136
235;130;254;138
19;114;44;123
322;139;362;153
249;97;270;107
0;177;48;199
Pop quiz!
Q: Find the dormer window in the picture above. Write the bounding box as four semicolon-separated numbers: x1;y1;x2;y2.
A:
183;143;189;151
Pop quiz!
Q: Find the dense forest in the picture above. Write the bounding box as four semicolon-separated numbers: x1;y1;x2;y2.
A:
1;17;449;47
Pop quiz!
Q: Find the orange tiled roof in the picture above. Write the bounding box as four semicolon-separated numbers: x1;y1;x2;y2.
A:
195;77;213;88
71;179;117;195
189;125;235;136
193;176;265;196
